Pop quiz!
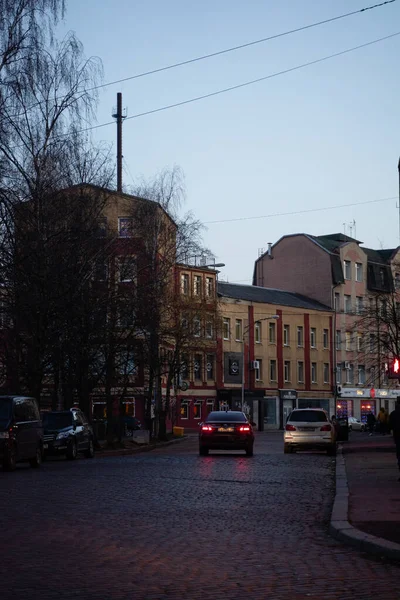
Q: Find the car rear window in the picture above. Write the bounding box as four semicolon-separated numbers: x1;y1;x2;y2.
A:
206;411;247;423
0;398;11;421
42;412;73;429
289;410;328;423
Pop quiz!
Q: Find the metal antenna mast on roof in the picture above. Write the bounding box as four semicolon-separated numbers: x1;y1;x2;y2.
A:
112;92;127;192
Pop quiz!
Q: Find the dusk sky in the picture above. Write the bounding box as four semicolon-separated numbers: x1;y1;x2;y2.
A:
60;0;400;283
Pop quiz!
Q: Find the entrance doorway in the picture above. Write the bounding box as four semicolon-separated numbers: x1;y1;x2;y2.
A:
282;399;293;425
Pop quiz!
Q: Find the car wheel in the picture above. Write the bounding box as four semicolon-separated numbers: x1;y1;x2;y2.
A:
66;440;77;460
3;445;16;471
284;443;292;454
84;438;95;459
245;445;254;457
199;446;209;456
327;444;337;456
29;445;42;468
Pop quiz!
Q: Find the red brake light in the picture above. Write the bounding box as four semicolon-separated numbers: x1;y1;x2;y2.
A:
201;425;213;432
285;424;296;431
239;425;251;432
320;424;332;432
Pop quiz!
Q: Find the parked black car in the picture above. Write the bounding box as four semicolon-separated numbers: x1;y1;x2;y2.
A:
42;408;94;460
0;396;43;471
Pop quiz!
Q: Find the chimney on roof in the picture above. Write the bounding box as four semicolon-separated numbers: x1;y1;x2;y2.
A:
267;242;272;258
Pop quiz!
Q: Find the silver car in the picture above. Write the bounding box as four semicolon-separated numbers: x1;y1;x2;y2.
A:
348;416;366;432
284;408;337;455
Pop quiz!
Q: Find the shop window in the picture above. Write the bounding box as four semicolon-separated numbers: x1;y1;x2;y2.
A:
180;402;189;420
193;401;202;420
206;399;214;415
360;401;375;424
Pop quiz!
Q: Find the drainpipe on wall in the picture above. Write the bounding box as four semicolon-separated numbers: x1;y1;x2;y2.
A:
332;284;339;416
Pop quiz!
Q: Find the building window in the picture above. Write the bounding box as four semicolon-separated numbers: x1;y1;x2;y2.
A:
206;399;214;415
346;364;354;384
369;333;375;353
395;273;400;290
334;293;340;312
357;334;363;352
194;275;202;296
310;328;316;348
323;329;329;349
235;319;242;342
205;319;213;339
355;262;363;282
193;401;202;420
255;359;262;381
118;307;135;329
297;326;304;347
358;365;366;385
180;355;189;380
96;217;107;237
118;217;134;237
356;296;364;315
194;354;203;381
323;363;330;384
345;331;352;351
298;361;304;383
255;321;261;343
270;359;277;382
269;321;276;343
336;330;341;351
344;295;352;314
180;401;189;420
223;318;230;340
380;268;385;287
193;316;201;337
311;362;317;383
344;260;351;280
119;256;136;282
93;259;107;281
381;299;387;318
206;354;215;380
284;361;291;382
116;350;137;376
283;324;290;346
181;273;189;295
336;364;342;384
206;277;214;297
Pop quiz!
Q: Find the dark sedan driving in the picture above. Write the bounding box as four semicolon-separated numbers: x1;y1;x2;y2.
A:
199;411;254;456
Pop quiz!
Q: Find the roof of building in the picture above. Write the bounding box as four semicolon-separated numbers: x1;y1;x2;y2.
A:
218;281;332;312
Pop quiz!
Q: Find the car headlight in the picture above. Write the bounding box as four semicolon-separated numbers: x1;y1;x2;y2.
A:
0;431;9;439
56;431;71;440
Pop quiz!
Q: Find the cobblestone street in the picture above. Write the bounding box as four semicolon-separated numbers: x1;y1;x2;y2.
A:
1;433;399;600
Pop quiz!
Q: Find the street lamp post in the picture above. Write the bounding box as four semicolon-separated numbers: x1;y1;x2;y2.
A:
241;315;279;412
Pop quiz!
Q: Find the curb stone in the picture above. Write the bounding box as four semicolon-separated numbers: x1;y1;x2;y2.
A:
95;435;189;458
330;446;400;560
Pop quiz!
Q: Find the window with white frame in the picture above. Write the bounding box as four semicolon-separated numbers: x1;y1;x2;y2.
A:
194;354;202;380
344;260;351;280
119;256;136;282
357;333;363;352
223;318;230;340
355;262;363;282
193;401;202;420
334;293;340;312
235;319;242;341
346;363;354;384
205;319;213;339
270;359;277;382
118;217;134;237
358;365;366;385
311;362;317;383
336;364;342;384
255;359;262;381
284;361;291;382
356;296;364;315
180;355;189;380
269;321;276;343
206;277;214;297
344;295;352;314
298;361;304;383
345;331;352;351
336;330;341;350
180;401;189;419
283;324;290;346
323;363;329;383
310;328;316;348
206;354;215;380
323;329;329;349
193;275;202;296
255;321;261;343
297;326;304;347
181;273;189;295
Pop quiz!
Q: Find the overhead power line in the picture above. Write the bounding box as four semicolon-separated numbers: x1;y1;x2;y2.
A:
74;30;400;136
203;196;398;225
90;0;397;92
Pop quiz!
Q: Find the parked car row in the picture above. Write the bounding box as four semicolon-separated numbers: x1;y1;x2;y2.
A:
0;395;95;472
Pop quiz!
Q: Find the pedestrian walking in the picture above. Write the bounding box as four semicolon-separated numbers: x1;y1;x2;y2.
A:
377;407;388;435
366;411;376;436
389;400;400;482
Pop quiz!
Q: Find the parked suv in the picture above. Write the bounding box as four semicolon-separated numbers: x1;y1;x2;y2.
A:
42;408;94;460
0;396;43;471
284;408;336;455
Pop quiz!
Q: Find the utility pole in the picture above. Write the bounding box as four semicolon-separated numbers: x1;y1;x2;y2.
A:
112;92;126;193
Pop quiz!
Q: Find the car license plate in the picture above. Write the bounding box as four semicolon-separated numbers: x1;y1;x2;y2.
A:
218;427;234;432
43;444;48;449
298;427;315;432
